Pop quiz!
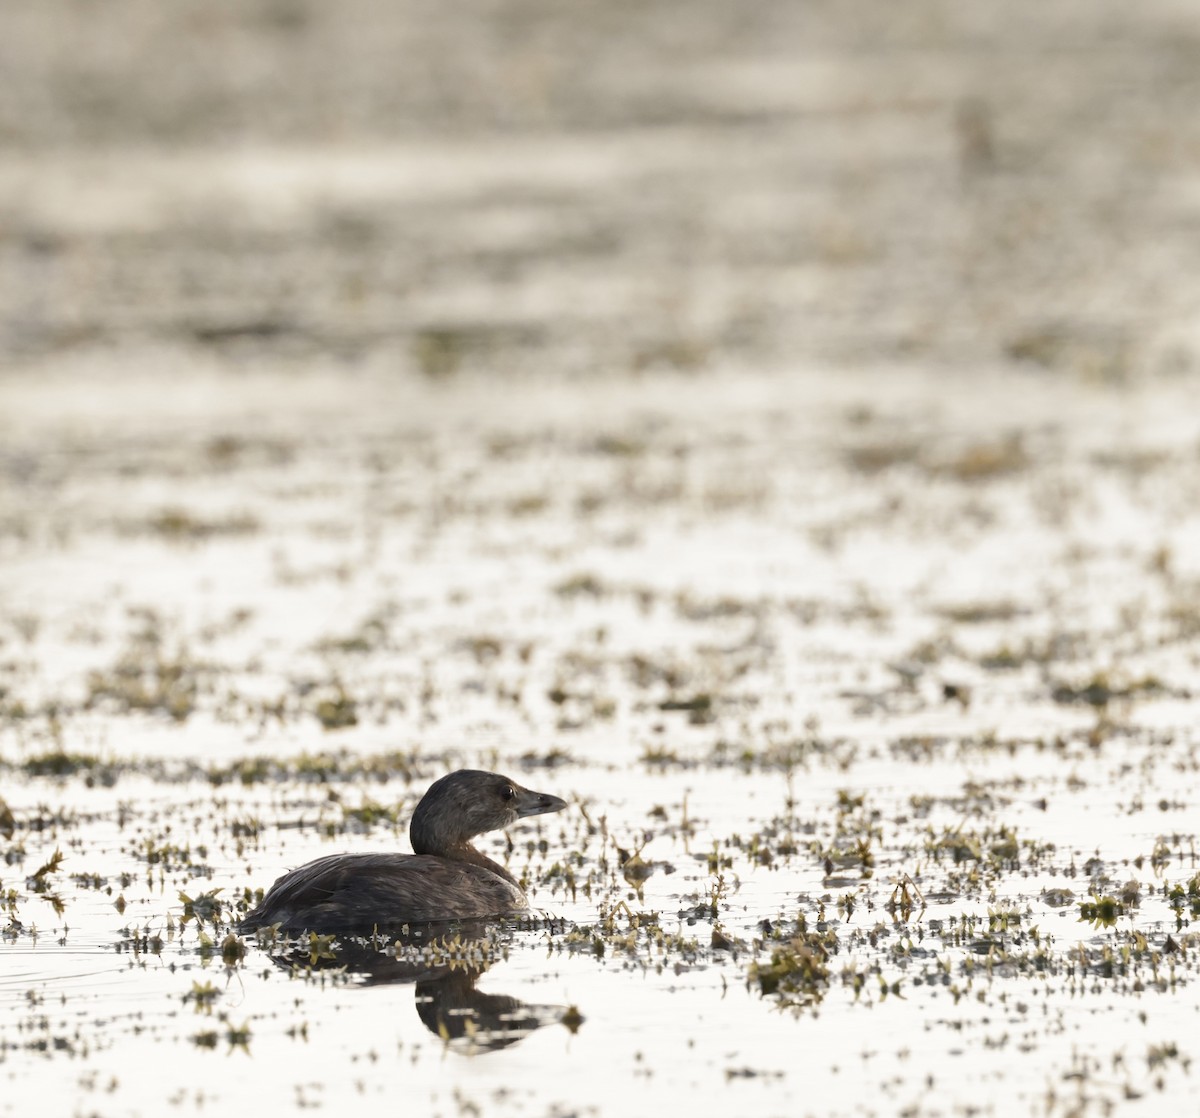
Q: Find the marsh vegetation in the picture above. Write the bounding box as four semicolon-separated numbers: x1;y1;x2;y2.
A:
4;0;1200;1114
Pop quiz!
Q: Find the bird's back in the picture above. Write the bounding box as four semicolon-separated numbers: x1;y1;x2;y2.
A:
238;851;529;935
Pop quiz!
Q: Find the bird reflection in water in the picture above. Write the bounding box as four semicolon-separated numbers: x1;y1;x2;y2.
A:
254;919;578;1053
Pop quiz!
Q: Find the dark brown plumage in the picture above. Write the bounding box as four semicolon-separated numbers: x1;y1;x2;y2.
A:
238;770;568;934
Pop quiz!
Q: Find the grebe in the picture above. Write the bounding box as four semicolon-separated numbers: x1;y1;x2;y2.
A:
238;769;567;934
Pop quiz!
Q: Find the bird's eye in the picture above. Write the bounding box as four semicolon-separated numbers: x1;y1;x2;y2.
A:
501;785;515;801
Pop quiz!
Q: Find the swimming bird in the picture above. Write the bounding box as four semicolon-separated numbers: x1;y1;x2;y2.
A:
238;769;567;934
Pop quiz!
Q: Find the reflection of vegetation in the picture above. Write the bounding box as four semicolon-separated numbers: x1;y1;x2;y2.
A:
25;847;67;917
138;836;209;873
1079;894;1124;927
886;874;925;921
190;1023;252;1052
182;979;221;1013
1166;875;1200;924
749;917;839;1011
925;824;1026;868
180;888;224;927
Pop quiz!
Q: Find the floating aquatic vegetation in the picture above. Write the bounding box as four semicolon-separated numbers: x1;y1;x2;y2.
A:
179;888;224;927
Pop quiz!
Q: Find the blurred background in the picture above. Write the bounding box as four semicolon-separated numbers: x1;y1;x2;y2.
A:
3;0;1199;389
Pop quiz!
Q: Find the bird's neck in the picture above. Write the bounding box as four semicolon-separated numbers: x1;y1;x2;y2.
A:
419;836;518;887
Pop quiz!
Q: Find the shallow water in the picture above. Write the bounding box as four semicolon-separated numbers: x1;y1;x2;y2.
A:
4;366;1200;1118
5;0;1200;1114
